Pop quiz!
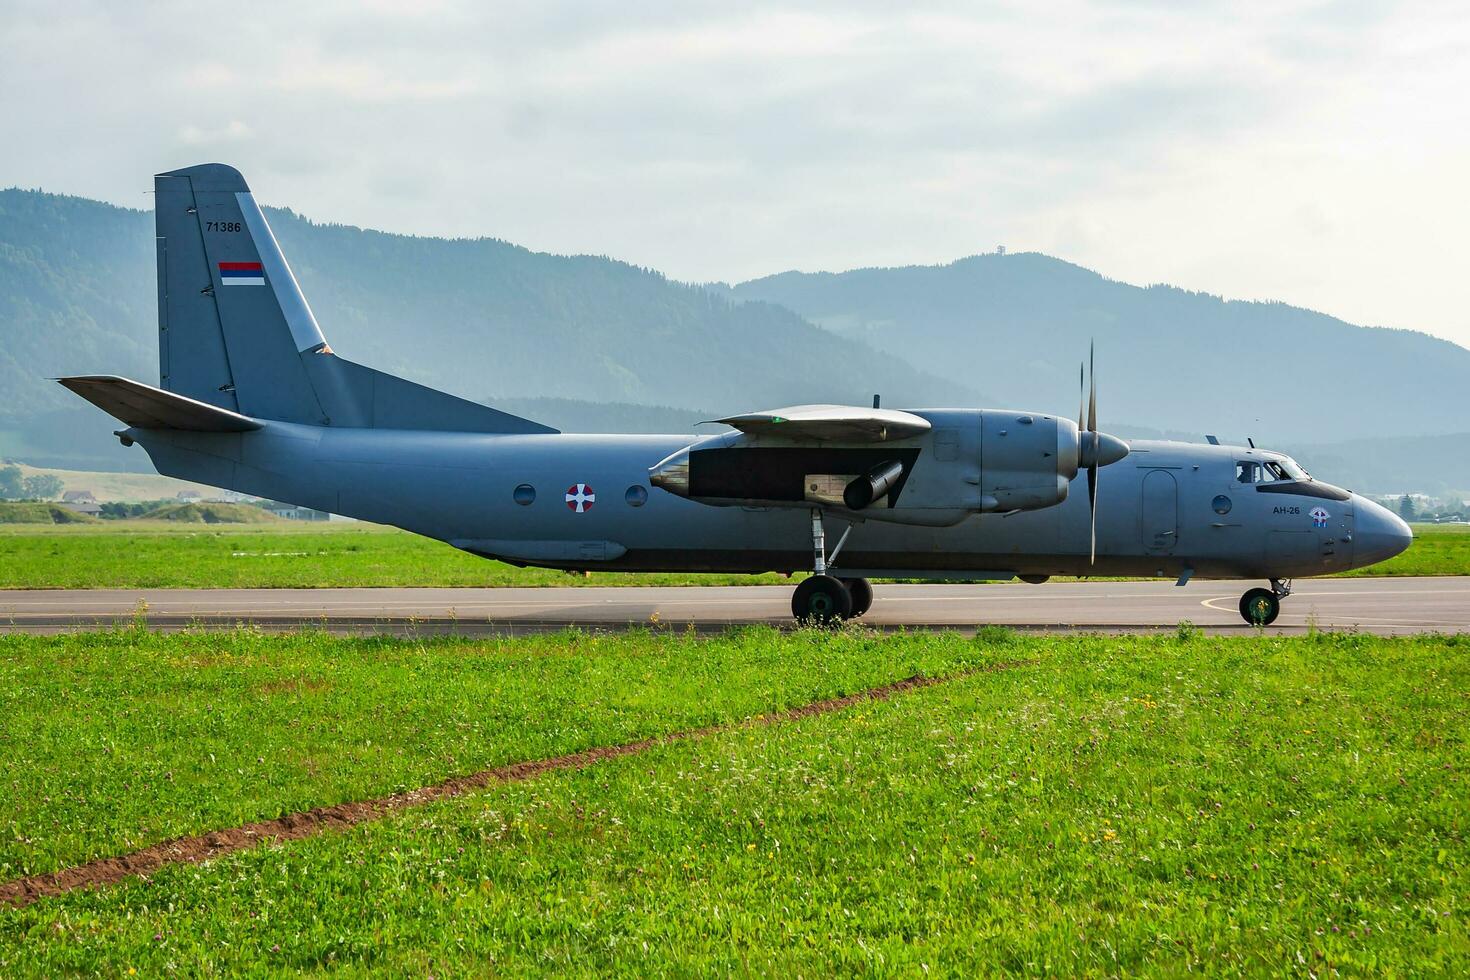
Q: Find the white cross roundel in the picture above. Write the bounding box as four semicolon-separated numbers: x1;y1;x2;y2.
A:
566;483;596;513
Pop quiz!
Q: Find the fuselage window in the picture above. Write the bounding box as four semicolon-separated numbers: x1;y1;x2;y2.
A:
1236;461;1261;484
513;484;536;506
625;485;648;507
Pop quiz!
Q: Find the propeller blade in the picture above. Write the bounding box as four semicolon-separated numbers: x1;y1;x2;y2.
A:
1088;455;1098;564
1087;340;1098;564
1087;340;1096;434
1078;361;1085;434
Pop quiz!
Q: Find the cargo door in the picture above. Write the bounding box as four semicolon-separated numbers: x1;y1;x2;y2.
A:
1141;469;1178;554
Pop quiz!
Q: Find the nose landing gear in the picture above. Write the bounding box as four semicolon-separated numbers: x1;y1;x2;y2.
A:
1239;578;1291;626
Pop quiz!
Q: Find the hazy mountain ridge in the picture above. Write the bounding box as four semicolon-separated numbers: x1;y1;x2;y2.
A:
2;189;1468;494
0;188;974;468
731;252;1470;442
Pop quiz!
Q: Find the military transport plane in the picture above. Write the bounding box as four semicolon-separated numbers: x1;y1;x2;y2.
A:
59;164;1412;626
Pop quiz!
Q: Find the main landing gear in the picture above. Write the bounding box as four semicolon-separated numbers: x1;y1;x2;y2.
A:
1239;578;1291;626
791;510;872;625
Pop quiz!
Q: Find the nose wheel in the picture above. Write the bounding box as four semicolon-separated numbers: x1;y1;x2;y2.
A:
1239;579;1291;626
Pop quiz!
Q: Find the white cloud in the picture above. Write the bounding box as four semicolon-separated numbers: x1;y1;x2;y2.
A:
177;120;253;146
0;0;1467;345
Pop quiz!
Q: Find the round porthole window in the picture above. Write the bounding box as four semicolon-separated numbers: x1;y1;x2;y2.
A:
513;484;536;506
625;485;648;507
1212;494;1232;515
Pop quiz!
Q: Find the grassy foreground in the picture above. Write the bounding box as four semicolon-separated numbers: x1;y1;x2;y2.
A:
0;521;1463;589
0;522;786;589
1;628;1466;974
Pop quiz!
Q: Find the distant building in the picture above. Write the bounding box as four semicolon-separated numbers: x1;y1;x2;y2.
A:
62;489;97;503
60;499;102;516
261;500;331;521
176;490;202;501
997;245;1007;255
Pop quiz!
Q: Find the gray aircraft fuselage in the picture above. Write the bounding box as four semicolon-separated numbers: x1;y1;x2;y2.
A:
132;416;1410;582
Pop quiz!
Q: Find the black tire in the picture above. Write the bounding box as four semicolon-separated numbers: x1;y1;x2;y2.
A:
1239;587;1280;626
792;574;853;625
841;577;874;617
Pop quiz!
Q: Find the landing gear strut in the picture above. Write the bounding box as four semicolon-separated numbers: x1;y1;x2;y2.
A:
1239;578;1291;626
792;510;862;625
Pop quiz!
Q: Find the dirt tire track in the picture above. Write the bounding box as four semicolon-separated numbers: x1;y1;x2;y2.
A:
0;658;1034;909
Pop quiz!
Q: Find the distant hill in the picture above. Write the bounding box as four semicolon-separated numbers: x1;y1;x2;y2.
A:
491;398;726;434
139;502;283;524
7;462;222;502
0;501;98;524
1280;433;1470;499
731;253;1470;442
0;188;973;469
4;188;1470;493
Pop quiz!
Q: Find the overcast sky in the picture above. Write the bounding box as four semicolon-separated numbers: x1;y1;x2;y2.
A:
3;1;1468;347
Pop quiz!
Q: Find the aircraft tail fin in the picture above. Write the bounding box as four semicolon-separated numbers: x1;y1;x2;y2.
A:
57;375;262;432
152;164;555;434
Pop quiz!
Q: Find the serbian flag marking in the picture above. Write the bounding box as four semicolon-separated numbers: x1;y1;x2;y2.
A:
219;261;264;286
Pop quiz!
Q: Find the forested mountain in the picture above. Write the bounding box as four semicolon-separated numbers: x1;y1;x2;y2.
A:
0;189;971;469
3;188;1469;495
731;253;1470;443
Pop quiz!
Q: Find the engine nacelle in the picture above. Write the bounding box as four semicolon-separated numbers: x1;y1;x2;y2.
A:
648;408;1127;526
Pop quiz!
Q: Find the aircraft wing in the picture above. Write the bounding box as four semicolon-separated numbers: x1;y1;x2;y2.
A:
711;404;931;442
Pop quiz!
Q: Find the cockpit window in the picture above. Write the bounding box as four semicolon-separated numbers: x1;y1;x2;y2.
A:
1277;456;1310;480
1236;461;1262;484
1263;461;1289;482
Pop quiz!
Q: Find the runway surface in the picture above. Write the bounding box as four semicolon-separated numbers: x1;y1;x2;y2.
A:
1;577;1466;635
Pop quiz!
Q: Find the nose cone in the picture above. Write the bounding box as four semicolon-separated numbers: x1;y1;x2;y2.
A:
1079;431;1130;468
1353;494;1413;567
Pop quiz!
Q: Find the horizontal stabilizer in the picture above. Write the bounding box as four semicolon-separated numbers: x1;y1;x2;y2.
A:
712;404;931;442
57;376;262;432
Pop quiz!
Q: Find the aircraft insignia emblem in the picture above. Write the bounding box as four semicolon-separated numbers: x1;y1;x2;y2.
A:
566;483;596;513
1310;506;1330;528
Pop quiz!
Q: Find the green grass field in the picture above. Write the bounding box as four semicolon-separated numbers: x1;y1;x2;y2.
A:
1;628;1465;973
0;521;788;589
0;521;1463;590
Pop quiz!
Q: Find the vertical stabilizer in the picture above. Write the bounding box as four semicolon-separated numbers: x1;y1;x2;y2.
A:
155;163;328;423
152;163;555;434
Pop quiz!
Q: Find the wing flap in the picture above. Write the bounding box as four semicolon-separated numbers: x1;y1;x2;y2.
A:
712;404;931;442
58;376;262;432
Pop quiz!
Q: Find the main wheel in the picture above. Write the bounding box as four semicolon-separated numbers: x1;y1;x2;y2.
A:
840;577;874;617
1239;587;1281;626
792;574;853;625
